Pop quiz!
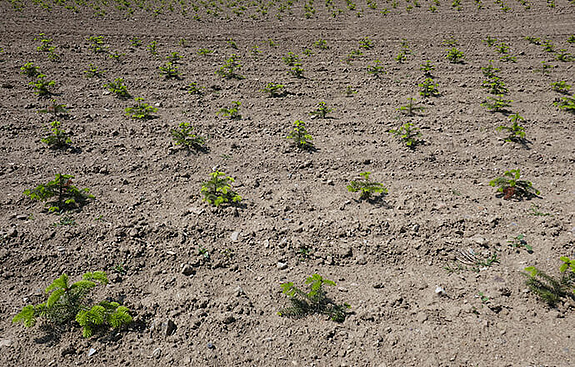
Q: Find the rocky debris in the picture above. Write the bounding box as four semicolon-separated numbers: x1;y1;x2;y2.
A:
161;320;177;337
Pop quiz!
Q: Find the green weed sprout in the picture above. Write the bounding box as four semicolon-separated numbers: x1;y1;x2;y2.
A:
23;174;93;213
542;40;555;52
367;60;386;78
482;77;508;95
287;120;313;150
125;97;158;120
551;81;572;94
216;54;243;79
166;51;182;63
159;62;180;79
278;274;350;323
508;234;532;252
30;74;55;96
21;62;40;77
568;35;575;44
525;36;541;45
261;82;285;97
446;47;464;63
218;101;242;120
12;271;132;338
553;95;575;112
104;78;130;99
310;101;333;119
390;123;423;148
108;51;124;62
35;33;53;52
84;64;105;78
289;63;304;78
41;121;72;149
347;172;387;200
489;169;540;200
496;113;526;142
344;85;358;97
148;40;158;55
201;171;242;207
482;36;498;47
482;95;512;112
395;51;407;63
130;37;142;47
398;97;424;116
170;122;206;151
419;78;439;97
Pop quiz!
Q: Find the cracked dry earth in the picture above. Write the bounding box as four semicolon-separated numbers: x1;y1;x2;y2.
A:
0;1;574;366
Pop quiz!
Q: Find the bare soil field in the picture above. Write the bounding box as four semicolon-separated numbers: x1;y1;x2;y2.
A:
1;0;574;365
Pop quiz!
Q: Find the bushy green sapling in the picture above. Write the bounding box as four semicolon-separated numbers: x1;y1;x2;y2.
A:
390;123;423;148
84;63;105;78
261;82;285;97
87;35;106;53
283;52;300;66
523;263;574;306
314;39;328;49
347;172;387;200
489;169;540;200
482;95;512;112
398;97;424;116
420;60;435;76
216;54;243;79
21;62;39;77
279;274;350;323
551;81;572;94
419;78;439;97
367;60;386;78
286;120;313;150
359;37;374;49
30;74;55;96
170;122;206;151
104;78;130;99
125;97;158;120
310;101;333;119
187;82;204;95
12;271;132;338
24;174;93;212
41;121;72;149
446;47;464;63
496;113;526;142
159;62;180;79
218;101;242;120
201;171;242;207
553;95;575;112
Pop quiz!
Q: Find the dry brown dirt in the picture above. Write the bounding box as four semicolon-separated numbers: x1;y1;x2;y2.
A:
1;0;575;366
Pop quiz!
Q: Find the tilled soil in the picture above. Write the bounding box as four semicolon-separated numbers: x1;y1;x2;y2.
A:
1;1;574;366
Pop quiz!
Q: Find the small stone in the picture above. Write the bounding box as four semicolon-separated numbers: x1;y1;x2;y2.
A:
221;314;236;324
88;348;97;357
129;228;139;238
7;228;17;237
16;214;28;220
161;320;177;337
151;348;162;359
231;231;240;242
355;255;367;265
277;262;288;270
435;286;447;296
471;235;489;246
207;342;215;349
181;264;194;276
0;339;13;348
60;344;76;356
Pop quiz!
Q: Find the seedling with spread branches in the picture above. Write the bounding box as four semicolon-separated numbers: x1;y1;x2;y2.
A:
489;169;540;200
289;63;305;78
419;78;439;97
24;174;93;213
261;82;285;97
187;82;204;95
551;81;572;94
38;99;69;117
104;78;130;99
482;36;498;47
398;97;425;116
278;274;350;323
390;123;423;148
87;35;107;53
496;113;526;142
367;60;386;78
21;62;40;77
125;97;157;120
159;62;180;79
147;40;158;56
216;54;243;79
523;262;575;306
310;101;333;119
166;51;182;63
508;234;532;253
170;122;206;151
35;33;53;52
84;64;105;78
314;39;328;49
30;74;55;96
41;121;72;149
283;52;300;66
347;172;387;200
553;95;575;112
359;37;374;49
218;101;242;120
201;171;242;207
446;47;464;63
12;271;132;338
287;120;313;150
420;60;435;76
482;95;512;113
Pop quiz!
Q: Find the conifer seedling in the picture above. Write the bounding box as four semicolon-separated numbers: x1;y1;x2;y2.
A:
287;120;314;150
216;54;243;79
446;47;464;63
310;101;333;119
12;271;132;338
390;123;423;148
125;97;158;120
551;81;572;94
30;74;55;96
104;78;130;99
41;121;72;149
489;169;540;200
261;82;285;97
24;174;93;213
347;172;387;200
20;62;40;77
496;113;526;142
201;171;242;207
278;274;350;323
398;97;425;116
367;60;386;78
170;122;206;151
419;78;439;97
218;101;242;120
